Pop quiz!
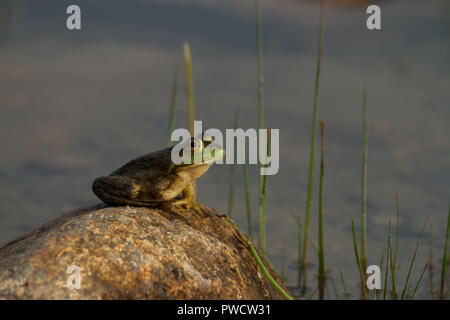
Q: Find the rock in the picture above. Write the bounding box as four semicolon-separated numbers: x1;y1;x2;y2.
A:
0;203;288;299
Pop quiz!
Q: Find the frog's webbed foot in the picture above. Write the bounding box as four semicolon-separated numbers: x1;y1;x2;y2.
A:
171;197;202;214
171;182;203;215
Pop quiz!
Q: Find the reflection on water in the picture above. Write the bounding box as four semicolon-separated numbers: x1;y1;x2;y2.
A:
0;0;448;298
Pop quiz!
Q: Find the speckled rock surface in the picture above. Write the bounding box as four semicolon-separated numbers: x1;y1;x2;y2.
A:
0;204;288;299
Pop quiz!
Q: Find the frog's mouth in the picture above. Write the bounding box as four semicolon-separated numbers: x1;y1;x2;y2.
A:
191;145;224;165
176;143;224;166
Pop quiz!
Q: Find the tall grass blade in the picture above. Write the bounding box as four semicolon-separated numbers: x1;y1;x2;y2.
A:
439;205;450;299
411;262;429;300
255;0;266;254
331;277;340;300
360;84;369;279
167;63;179;147
246;239;293;300
227;109;240;217
183;43;195;137
394;193;400;274
352;220;366;299
318;120;326;300
301;0;325;292
243;161;253;240
429;222;435;299
376;250;385;300
258;128;270;254
339;268;349;298
383;222;392;300
400;216;429;299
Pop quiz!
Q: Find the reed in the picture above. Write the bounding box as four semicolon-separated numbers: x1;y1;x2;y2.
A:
439;205;450;299
255;0;267;254
183;43;195;137
259;128;271;254
411;262;429;299
227;109;240;217
339;268;349;298
246;238;293;300
243;161;253;240
351;220;366;299
318;120;326;299
429;222;435;298
383;222;392;300
301;0;325;291
390;196;399;299
360;84;369;283
400;217;429;299
167;63;179;147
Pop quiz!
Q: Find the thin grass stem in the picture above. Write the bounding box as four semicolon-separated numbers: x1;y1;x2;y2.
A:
383;222;391;300
318;121;326;300
439;205;450;299
167;63;179;147
183;43;195;137
352;220;366;299
400;216;429;299
227;109;240;217
301;0;325;292
411;262;429;300
360;84;369;283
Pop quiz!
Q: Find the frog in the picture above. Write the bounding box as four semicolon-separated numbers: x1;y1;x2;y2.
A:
92;134;224;214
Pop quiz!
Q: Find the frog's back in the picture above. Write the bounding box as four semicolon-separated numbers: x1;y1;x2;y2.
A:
110;147;172;177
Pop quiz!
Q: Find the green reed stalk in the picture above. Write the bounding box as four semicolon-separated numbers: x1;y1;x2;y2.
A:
318;121;326;300
246;239;293;300
383;222;391;300
439;206;450;299
183;43;195;137
332;279;340;299
360;84;369;281
301;0;325;291
259;129;270;254
394;193;400;272
400;217;429;299
352;220;366;299
167;63;179;147
376;251;385;300
292;211;303;288
390;194;399;299
411;262;429;299
243;162;253;240
389;223;398;299
227;109;240;217
429;222;435;299
339;268;349;298
255;0;266;254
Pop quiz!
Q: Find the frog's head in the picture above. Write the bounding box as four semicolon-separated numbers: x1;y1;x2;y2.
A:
172;134;224;179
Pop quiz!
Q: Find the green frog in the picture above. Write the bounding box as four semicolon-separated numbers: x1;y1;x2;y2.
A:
92;135;224;214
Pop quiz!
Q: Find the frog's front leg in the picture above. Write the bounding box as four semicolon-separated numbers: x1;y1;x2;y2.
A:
172;182;202;214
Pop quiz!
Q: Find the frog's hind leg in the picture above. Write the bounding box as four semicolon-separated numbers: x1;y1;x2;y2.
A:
92;176;160;207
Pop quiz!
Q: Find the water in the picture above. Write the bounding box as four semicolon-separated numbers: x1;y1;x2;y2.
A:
0;0;449;299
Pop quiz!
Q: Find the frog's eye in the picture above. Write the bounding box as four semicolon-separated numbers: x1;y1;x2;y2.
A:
202;134;213;143
190;139;203;152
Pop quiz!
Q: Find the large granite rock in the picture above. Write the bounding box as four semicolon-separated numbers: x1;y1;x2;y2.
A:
0;204;288;299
